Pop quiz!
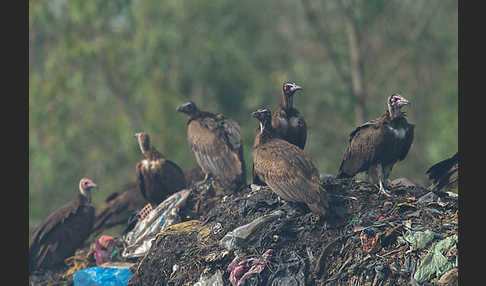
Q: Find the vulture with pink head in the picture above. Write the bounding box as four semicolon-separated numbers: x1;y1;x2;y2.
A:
29;178;97;272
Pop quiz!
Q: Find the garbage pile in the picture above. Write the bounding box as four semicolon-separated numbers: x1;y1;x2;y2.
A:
29;177;458;286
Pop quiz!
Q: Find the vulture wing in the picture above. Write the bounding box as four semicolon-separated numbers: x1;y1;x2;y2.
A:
253;139;321;205
398;124;415;161
29;200;94;270
188;117;245;188
135;161;148;202
338;120;388;177
426;152;458;191
93;183;147;233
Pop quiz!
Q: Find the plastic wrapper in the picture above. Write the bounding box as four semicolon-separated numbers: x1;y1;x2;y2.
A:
414;234;458;283
73;267;132;286
219;210;284;250
122;188;191;258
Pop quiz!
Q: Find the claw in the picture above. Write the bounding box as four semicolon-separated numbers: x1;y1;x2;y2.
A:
378;180;392;197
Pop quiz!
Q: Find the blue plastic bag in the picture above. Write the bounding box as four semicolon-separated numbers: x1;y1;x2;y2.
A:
73;267;132;286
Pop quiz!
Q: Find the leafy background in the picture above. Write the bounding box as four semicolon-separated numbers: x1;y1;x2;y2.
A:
29;0;457;230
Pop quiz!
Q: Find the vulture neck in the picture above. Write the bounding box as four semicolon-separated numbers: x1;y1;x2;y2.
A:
78;189;92;205
143;147;164;161
187;109;205;121
282;93;293;110
387;106;404;120
255;122;276;147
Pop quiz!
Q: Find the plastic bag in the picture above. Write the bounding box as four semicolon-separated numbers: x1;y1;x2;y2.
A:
122;188;191;258
397;229;442;250
414;234;458;283
220;210;284;250
73;267;132;286
227;249;273;286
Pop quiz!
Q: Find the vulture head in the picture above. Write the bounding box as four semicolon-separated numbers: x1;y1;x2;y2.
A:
251;108;272;132
387;93;410;119
135;132;150;155
282;82;303;109
79;177;97;202
176;101;198;116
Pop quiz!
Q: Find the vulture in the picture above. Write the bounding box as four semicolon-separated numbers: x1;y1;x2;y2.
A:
272;81;307;149
135;132;186;208
177;101;246;191
337;93;414;196
29;178;97;272
253;81;307;186
92;182;147;235
426;152;458;192
252;108;329;216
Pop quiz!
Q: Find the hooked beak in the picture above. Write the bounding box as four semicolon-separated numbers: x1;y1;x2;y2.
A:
176;105;183;112
398;98;410;107
291;84;302;93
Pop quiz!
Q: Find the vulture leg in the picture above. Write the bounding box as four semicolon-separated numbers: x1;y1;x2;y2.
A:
377;164;392;197
383;164;394;186
195;173;212;189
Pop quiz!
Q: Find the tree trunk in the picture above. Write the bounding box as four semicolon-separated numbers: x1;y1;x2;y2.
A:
343;3;367;125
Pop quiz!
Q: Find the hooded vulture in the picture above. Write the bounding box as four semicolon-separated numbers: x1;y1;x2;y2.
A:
29;178;97;272
253;81;307;185
92;182;147;235
272;81;307;149
135;132;186;207
252;108;329;216
337;93;414;196
177;101;246;191
426;152;458;192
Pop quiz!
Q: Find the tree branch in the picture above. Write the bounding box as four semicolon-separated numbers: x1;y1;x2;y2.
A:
300;0;350;85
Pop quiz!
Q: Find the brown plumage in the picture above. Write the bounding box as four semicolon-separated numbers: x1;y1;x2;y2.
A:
426;152;458;192
253;82;307;185
135;132;186;207
92;182;147;235
29;178;97;272
337;94;414;196
252;108;328;216
177;101;246;191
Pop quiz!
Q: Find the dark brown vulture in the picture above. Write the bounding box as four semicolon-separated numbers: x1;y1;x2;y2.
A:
253;82;307;186
337;93;414;196
426;152;458;192
29;178;97;272
272;81;307;149
177;101;246;191
252;108;329;216
92;182;147;235
135;132;187;208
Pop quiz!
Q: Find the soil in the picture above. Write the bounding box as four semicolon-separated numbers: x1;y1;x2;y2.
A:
29;177;458;286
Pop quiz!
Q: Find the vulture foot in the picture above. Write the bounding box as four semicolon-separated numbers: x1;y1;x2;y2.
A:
378;180;392;197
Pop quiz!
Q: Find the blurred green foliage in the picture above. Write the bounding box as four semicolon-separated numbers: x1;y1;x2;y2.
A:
29;0;457;229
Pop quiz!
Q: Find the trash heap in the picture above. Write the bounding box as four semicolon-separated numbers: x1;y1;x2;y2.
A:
28;177;458;286
128;177;458;286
